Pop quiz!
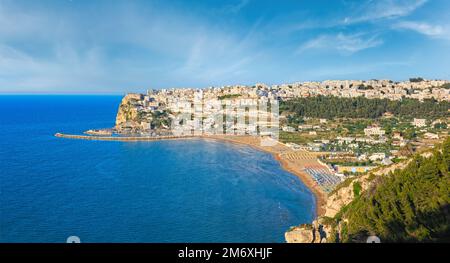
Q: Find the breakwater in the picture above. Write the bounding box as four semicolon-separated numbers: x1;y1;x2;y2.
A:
54;133;198;141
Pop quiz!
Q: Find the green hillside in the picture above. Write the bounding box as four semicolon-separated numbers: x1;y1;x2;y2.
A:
280;96;450;119
338;137;450;242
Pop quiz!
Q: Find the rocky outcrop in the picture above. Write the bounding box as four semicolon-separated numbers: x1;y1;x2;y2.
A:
325;184;354;218
324;173;374;218
115;93;143;130
285;219;330;243
285;226;314;243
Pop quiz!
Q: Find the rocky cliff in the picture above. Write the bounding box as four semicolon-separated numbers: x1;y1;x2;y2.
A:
285;157;416;243
285;217;333;243
115;93;143;130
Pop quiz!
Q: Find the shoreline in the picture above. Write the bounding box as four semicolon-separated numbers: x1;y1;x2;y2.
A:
204;135;327;217
55;132;327;217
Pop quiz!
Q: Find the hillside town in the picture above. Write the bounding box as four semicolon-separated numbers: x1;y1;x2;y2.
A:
106;78;449;194
147;78;449;106
115;78;450;137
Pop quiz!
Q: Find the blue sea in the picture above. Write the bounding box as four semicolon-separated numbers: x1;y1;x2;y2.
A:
0;95;315;243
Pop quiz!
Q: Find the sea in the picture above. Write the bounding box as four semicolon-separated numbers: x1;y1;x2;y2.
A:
0;95;315;243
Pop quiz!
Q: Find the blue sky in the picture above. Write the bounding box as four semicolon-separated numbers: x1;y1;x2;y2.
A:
0;0;449;94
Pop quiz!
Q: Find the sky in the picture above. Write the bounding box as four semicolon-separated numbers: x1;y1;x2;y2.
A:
0;0;449;94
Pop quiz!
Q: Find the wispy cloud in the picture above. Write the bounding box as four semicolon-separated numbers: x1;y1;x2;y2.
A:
174;30;259;84
343;0;428;24
296;33;383;55
276;0;429;37
394;21;449;39
0;1;262;92
0;42;115;92
222;0;251;14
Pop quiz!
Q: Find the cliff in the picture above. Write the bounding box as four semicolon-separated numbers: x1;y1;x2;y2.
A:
285;218;332;243
285;170;377;243
115;93;143;131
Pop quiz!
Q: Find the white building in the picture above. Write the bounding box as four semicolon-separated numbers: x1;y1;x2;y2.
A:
369;153;386;161
285;143;302;151
412;118;427;127
364;126;386;136
424;132;439;139
282;126;296;132
298;124;313;130
381;158;393;166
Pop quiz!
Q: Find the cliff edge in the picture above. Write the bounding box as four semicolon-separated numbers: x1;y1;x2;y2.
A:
115;93;143;131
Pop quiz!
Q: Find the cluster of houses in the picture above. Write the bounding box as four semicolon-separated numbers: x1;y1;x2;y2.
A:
171;96;279;136
122;78;447;136
145;79;449;110
276;79;449;101
282;114;448;176
128;78;448;135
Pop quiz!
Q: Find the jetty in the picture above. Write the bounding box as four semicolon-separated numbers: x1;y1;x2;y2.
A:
54;133;198;141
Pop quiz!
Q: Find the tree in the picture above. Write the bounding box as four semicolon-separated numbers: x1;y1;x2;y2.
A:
338;137;450;242
409;77;424;82
281;96;449;120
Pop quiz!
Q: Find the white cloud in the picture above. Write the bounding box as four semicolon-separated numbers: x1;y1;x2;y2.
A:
0;43;115;92
343;0;428;24
296;33;383;55
394;21;449;38
274;0;429;36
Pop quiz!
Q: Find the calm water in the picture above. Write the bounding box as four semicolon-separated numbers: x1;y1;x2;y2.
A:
0;95;315;243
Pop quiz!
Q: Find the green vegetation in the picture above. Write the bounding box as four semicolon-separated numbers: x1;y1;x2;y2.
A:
120;100;138;121
279;131;314;144
151;110;171;128
218;94;241;100
434;122;448;129
280;96;449;119
391;157;405;164
379;118;399;135
338;137;450;242
286;114;304;126
357;84;374;90
352;181;362;197
321;216;336;226
326;160;373;166
409;77;424;82
343;119;373;134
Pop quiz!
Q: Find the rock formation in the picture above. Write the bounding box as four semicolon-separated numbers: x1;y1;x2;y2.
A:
115;93;143;131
